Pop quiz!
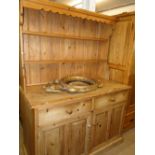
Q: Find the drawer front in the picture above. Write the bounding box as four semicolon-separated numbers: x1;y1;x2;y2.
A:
123;112;135;131
126;104;135;113
124;112;135;124
38;100;92;126
94;91;128;110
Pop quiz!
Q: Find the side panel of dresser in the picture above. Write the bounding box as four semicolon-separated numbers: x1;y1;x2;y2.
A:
19;88;35;155
123;52;135;131
108;13;135;131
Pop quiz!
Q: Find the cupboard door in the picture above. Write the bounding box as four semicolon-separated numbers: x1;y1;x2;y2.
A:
38;115;91;155
68;117;90;155
108;17;134;66
109;104;124;138
38;125;66;155
92;110;110;148
108;15;134;84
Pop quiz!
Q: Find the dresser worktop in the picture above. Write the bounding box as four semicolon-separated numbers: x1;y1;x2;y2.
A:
20;80;130;109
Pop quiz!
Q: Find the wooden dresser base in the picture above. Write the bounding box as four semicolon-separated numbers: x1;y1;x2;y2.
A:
20;81;130;155
22;134;123;155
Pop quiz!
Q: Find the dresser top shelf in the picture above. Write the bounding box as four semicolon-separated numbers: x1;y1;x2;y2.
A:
20;0;116;24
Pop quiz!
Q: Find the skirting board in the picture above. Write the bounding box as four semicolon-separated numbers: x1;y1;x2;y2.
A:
89;136;123;155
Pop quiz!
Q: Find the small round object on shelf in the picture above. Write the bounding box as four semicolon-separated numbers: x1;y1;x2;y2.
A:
44;80;63;93
44;76;103;93
60;76;101;93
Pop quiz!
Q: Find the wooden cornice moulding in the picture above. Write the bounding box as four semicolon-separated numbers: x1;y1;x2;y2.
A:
114;12;135;18
20;0;116;24
114;12;135;22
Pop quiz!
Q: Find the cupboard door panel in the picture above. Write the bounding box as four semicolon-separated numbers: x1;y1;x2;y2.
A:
44;126;65;155
109;104;124;138
68;119;87;155
109;68;124;83
108;19;133;66
39;115;90;155
92;111;110;147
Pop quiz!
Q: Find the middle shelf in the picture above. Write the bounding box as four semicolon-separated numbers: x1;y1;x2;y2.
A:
22;30;108;41
24;59;106;64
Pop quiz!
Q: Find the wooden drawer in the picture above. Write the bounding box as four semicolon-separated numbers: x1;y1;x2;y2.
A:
124;112;135;124
126;104;135;113
123;111;135;131
38;99;92;126
94;91;128;110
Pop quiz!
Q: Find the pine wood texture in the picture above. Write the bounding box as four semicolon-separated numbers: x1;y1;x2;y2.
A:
109;103;124;138
38;124;66;155
22;30;108;41
38;100;92;126
20;4;113;87
20;80;130;155
44;126;65;155
20;0;116;24
24;80;130;109
92;110;109;147
108;12;135;131
123;54;135;131
19;1;132;154
68;118;89;155
37;114;91;155
108;13;134;84
20;88;35;155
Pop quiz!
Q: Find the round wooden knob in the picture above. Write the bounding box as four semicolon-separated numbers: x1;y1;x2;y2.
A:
66;110;73;115
87;124;91;128
110;98;115;102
